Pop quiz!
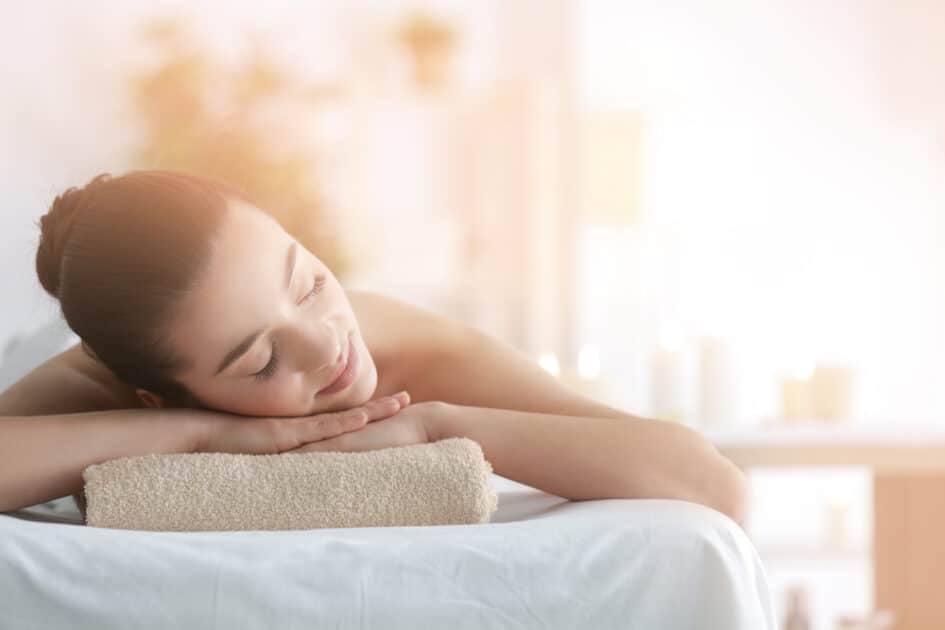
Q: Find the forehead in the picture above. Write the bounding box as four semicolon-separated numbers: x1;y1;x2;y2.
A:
219;199;284;246
169;201;291;372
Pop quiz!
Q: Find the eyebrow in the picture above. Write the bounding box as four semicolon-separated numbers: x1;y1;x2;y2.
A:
214;242;297;376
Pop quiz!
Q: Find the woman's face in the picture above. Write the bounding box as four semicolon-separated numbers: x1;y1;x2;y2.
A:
165;199;378;417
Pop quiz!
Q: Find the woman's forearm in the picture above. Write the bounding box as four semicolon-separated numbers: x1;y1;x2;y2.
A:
429;404;747;524
0;408;205;513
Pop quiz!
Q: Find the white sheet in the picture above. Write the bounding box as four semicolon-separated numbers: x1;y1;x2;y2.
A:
0;474;776;629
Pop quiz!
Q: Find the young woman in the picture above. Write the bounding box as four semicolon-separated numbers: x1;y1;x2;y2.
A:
0;170;746;524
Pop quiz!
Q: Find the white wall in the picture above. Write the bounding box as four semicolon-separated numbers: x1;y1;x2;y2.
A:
1;4;125;348
580;0;945;424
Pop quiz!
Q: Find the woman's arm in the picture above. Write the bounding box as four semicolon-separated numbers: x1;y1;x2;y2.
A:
0;408;205;513
0;343;201;513
428;404;747;525
409;325;748;524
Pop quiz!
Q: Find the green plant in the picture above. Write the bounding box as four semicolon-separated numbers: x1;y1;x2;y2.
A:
395;10;458;92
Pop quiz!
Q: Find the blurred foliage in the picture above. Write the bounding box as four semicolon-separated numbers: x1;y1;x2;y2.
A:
395;10;458;92
125;16;353;277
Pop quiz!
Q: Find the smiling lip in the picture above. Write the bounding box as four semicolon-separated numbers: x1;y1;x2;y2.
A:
317;335;357;395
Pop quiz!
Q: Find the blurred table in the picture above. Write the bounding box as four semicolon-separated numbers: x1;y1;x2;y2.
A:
705;421;945;630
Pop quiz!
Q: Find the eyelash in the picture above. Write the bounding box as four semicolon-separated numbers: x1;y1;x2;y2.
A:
303;276;326;303
252;276;326;383
253;339;279;382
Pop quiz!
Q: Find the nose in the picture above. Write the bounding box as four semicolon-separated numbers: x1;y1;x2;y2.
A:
291;318;342;375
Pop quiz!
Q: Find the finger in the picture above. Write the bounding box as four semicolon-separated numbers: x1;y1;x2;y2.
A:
370;390;410;414
307;408;368;442
362;396;402;422
395;390;410;407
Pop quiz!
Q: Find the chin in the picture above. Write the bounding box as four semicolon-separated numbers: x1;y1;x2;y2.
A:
361;361;379;402
350;353;381;408
344;357;379;408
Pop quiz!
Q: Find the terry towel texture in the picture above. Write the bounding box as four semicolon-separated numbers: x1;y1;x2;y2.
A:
82;437;498;531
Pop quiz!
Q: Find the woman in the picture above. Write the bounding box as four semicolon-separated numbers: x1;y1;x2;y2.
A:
0;170;746;523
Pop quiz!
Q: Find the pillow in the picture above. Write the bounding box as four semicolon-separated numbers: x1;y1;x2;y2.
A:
81;437;498;531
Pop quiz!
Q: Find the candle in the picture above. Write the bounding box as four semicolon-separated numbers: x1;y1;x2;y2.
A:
823;496;852;552
577;344;601;380
649;325;685;422
697;335;737;428
781;362;814;423
810;363;854;423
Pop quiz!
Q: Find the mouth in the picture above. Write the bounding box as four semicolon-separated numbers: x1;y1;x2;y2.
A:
317;333;358;395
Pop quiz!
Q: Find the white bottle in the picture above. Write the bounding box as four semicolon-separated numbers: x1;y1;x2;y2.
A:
783;585;812;630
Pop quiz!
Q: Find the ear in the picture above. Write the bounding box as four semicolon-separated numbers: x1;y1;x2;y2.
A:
135;388;167;409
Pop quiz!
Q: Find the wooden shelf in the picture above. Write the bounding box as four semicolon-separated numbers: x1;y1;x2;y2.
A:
703;421;945;473
755;543;870;563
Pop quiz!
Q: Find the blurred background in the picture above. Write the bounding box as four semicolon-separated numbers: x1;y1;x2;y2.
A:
3;1;944;628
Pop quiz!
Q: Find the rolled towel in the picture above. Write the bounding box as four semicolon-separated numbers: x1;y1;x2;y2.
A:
81;437;498;531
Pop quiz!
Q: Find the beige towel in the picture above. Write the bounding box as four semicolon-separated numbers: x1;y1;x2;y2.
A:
82;437;498;531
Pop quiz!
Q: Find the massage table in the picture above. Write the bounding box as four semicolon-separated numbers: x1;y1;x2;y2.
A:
0;472;775;629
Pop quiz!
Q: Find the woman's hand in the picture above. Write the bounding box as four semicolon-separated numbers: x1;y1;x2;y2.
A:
282;400;449;455
194;391;411;455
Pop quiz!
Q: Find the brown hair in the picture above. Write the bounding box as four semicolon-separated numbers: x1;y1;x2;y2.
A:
35;169;253;406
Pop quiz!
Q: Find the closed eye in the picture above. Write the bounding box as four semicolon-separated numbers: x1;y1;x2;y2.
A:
253;341;279;382
301;275;326;304
252;276;326;383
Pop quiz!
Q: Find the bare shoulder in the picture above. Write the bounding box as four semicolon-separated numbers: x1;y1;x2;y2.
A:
346;288;457;325
345;290;636;419
346;289;475;357
345;289;484;401
0;343;143;416
61;344;138;394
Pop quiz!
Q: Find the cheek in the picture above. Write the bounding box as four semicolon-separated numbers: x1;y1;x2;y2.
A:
207;380;303;417
249;387;295;414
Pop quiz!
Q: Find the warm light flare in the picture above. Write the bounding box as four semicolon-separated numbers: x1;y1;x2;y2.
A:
577;344;600;379
657;323;684;353
538;352;560;377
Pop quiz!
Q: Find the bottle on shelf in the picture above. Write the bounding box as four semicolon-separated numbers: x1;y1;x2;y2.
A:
783;584;812;630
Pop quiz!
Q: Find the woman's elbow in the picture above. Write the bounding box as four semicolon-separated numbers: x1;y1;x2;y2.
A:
711;459;749;527
673;425;749;526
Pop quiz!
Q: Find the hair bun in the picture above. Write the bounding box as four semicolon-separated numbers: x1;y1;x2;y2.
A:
35;173;112;299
